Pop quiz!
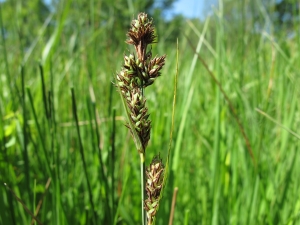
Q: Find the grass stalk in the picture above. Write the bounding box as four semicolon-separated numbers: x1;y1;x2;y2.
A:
211;5;223;224
184;210;190;225
38;63;50;119
71;88;97;224
111;109;116;221
113;164;130;225
27;88;52;178
140;153;146;225
116;13;166;224
86;99;111;223
20;65;30;197
4;183;43;225
168;187;178;225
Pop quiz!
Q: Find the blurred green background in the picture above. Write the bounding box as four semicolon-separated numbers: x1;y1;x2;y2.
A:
1;0;300;224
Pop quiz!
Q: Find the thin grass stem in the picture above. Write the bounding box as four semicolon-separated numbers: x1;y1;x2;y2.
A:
27;88;52;178
87;99;111;223
4;183;43;225
71;88;97;225
140;153;146;225
111;109;116;222
21;65;30;196
168;187;178;225
38;63;49;119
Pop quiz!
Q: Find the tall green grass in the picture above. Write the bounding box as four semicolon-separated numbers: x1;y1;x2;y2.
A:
1;1;300;224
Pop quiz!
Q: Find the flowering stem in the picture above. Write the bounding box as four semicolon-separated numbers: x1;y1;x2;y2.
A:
116;12;166;225
140;153;147;225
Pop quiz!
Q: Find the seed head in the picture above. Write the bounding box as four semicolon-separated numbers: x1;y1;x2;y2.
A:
144;155;164;224
126;13;156;62
116;12;165;152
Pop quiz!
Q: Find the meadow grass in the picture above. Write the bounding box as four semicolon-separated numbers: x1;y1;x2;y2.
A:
1;1;300;225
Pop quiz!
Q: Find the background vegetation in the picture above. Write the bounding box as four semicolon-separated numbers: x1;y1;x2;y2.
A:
0;0;299;224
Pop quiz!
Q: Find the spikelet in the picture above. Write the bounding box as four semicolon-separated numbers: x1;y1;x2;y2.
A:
144;155;164;225
126;12;166;87
116;13;166;150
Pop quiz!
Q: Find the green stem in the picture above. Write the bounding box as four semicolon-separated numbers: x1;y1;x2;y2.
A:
140;153;147;225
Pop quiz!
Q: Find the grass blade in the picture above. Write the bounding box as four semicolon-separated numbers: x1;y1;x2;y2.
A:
86;99;111;224
26;88;52;178
71;88;97;224
255;108;300;140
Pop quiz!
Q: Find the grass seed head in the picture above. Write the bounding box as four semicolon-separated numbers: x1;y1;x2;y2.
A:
116;12;166;151
144;155;165;224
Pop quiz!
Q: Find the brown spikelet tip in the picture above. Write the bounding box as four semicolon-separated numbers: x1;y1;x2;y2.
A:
126;13;156;62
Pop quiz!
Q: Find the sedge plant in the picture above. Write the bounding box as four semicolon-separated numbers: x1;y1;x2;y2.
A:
115;13;166;225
